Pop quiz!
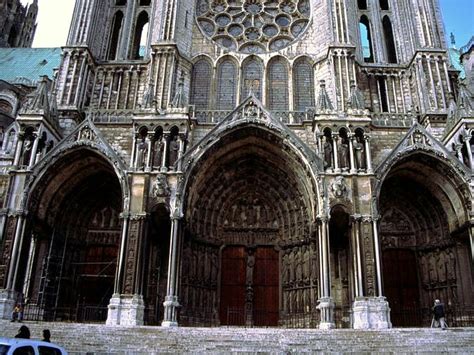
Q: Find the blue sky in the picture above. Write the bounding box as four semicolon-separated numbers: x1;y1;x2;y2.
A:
440;0;474;48
20;0;474;49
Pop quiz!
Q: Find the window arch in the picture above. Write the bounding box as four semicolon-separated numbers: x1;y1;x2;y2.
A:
382;16;397;63
216;58;238;110
379;0;389;10
107;11;124;60
190;59;213;111
0;99;13;115
267;57;289;112
359;15;374;63
131;11;149;59
8;27;17;47
240;57;264;101
293;57;315;111
358;0;367;10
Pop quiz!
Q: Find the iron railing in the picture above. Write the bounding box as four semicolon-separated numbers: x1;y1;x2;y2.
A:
22;304;108;323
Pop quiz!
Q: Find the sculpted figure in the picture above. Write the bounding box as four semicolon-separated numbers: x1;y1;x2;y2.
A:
428;252;437;285
437;250;446;284
353;136;365;170
168;135;179;169
302;246;310;283
22;138;33;166
135;138;147;170
295;249;303;283
446;249;456;282
153;138;164;169
339;140;350;169
246;249;255;286
323;136;333;169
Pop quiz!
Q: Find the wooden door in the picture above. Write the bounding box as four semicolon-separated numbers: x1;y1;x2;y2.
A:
253;247;279;326
383;249;421;326
220;246;246;325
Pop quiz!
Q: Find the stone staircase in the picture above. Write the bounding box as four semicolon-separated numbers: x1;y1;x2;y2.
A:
1;321;473;354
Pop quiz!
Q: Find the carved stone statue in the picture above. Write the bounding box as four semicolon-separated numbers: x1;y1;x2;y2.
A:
168;135;179;169
302;245;310;283
331;176;347;198
246;249;255;286
446;248;456;282
135;138;147;170
152;174;170;199
22;138;33;166
323;136;332;169
153;138;164;169
436;250;446;284
353;136;365;170
339;140;350;169
428;252;437;285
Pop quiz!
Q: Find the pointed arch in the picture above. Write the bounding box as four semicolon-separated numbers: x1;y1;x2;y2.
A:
293;57;315;111
240;56;264;101
190;58;213;111
359;15;374;63
267;56;289;112
216;56;238;110
131;11;149;59
107;11;124;60
382;16;397;63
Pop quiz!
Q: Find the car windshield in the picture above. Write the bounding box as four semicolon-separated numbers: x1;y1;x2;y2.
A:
0;345;10;355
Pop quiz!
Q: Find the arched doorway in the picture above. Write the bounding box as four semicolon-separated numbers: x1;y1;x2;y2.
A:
379;154;473;327
19;149;123;322
180;125;318;327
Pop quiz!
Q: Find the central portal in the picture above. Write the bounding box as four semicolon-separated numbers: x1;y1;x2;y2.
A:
220;246;279;326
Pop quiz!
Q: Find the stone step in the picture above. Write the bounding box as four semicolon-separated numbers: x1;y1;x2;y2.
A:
1;321;473;354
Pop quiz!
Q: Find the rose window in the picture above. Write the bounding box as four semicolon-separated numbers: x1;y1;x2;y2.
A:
196;0;311;54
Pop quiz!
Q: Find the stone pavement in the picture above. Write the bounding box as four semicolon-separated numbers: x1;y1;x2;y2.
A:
1;320;473;354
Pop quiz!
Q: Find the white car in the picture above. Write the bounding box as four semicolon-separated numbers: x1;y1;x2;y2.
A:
0;338;67;355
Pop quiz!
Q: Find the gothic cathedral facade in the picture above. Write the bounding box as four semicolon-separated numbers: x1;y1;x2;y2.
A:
0;0;473;329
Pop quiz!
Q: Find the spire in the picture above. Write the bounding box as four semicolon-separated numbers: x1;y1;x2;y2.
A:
450;32;456;49
316;80;334;112
347;80;366;111
171;72;186;109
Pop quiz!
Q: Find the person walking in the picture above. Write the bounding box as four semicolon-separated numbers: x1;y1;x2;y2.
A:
431;299;448;329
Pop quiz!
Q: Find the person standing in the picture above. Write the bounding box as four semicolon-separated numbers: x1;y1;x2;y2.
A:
42;329;51;342
431;299;448;329
15;325;30;339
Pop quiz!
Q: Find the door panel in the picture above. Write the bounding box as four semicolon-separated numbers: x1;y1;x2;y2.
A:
253;247;279;326
383;249;421;326
220;246;246;325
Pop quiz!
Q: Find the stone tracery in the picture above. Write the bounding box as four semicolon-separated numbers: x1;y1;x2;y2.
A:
196;0;311;53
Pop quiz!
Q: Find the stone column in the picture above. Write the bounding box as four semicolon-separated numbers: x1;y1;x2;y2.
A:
28;133;40;169
352;215;391;329
364;135;373;173
12;133;24;167
106;214;146;326
351;215;364;298
463;134;474;170
317;216;334;329
176;134;186;172
332;134;340;173
348;134;356;174
162;214;181;327
161;134;169;173
145;134;153;172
